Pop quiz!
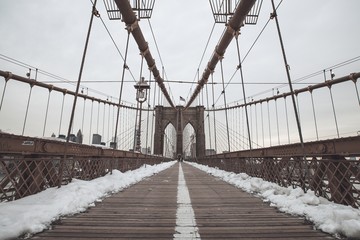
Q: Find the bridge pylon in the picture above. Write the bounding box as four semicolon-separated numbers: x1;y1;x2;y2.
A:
153;105;205;159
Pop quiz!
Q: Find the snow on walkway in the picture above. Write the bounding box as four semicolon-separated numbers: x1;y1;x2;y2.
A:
0;161;176;240
187;161;360;239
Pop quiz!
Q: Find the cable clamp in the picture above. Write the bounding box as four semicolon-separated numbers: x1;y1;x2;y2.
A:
5;71;12;81
126;20;139;32
92;6;100;18
140;46;150;57
349;73;358;83
207;64;215;74
214;48;224;60
148;63;156;71
270;12;277;19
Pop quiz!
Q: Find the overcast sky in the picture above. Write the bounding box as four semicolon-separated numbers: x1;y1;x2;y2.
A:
0;0;359;146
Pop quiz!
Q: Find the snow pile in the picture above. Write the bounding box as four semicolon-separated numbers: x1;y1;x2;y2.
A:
0;161;176;240
187;161;360;239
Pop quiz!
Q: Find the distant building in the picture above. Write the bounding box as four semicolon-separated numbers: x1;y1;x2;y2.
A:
69;134;76;142
141;147;151;154
205;149;216;156
92;134;101;145
110;142;117;149
76;130;83;144
58;134;66;140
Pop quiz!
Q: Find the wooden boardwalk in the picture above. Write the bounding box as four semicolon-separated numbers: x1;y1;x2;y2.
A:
31;163;333;239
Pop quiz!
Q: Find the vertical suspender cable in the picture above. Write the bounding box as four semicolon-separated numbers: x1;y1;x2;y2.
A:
310;91;319;140
150;76;157;154
354;81;360;106
58;93;65;137
275;99;280;145
284;96;290;144
241;106;244;149
352;77;360;106
107;102;110;144
267;101;272;146
42;88;52;136
102;102;106;139
96;102;100;134
235;35;252;150
260;102;265;147
89;100;94;144
219;59;231;152
205;83;212;151
249;104;253;147
22;84;33;135
113;31;131;149
0;77;9;113
60;0;98;187
255;103;258;147
328;85;340;138
211;72;218;152
111;99;115;137
296;94;301;127
270;0;304;149
81;98;86;134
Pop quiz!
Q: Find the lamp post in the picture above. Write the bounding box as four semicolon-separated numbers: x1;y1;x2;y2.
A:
134;77;150;152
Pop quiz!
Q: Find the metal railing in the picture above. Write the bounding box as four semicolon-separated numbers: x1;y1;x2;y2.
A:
193;137;360;208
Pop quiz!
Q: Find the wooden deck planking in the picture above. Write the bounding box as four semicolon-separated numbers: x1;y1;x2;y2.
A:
182;163;332;239
30;163;334;239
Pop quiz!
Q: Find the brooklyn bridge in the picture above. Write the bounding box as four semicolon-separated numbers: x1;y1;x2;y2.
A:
0;0;359;239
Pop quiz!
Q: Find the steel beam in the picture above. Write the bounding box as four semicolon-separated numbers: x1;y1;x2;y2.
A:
114;0;174;108
185;0;257;109
0;70;141;110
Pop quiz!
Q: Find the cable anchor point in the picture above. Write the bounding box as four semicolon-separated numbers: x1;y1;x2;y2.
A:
92;7;100;18
270;12;277;19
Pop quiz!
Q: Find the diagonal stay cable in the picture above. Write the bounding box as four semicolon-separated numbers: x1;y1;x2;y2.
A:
147;19;175;105
89;0;137;82
186;22;217;102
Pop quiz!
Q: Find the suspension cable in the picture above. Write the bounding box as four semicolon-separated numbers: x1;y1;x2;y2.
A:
81;98;86;135
270;0;304;149
22;84;33;135
42;88;52;136
113;31;131;149
89;100;94;144
58;93;65;137
267;101;272;146
60;0;98;187
328;86;340;138
0;76;10;113
211;72;218;152
186;23;217;102
235;34;252;150
284;96;290;144
309;91;319;140
219;59;231;152
147;19;175;106
275;99;280;145
205;83;212;151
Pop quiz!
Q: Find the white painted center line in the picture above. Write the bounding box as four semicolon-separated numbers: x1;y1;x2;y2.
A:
174;163;201;240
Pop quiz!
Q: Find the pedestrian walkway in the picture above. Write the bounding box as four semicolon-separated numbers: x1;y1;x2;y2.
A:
31;163;333;239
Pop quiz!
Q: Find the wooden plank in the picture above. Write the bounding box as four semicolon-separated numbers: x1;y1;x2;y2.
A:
31;163;334;239
182;163;333;239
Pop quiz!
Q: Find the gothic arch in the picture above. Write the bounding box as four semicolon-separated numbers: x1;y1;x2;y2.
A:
153;105;205;158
